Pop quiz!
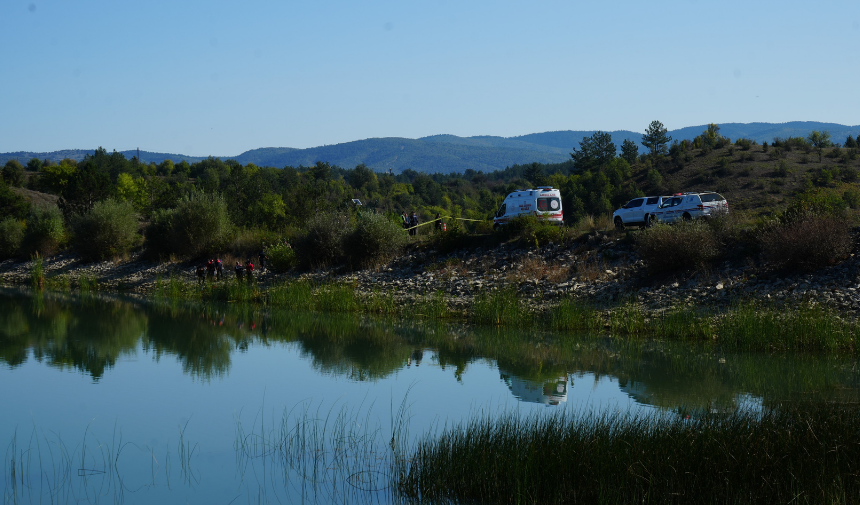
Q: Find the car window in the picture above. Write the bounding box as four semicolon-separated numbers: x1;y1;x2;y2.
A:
700;193;725;203
646;197;658;205
626;198;644;209
537;197;560;212
496;203;506;217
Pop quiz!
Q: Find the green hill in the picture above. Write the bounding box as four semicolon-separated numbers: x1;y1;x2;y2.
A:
4;122;860;175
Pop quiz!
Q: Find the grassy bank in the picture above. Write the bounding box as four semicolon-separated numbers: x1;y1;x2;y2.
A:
397;404;860;504
150;275;860;352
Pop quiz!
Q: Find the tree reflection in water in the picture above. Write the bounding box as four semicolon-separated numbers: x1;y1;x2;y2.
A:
1;289;859;410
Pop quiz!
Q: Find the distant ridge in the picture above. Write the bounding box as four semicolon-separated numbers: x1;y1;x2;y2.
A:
4;122;859;174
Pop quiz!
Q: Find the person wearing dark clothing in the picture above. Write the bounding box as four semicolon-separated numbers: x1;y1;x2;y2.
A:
206;259;215;280
196;264;206;284
234;261;244;280
258;250;267;272
216;258;223;280
434;213;442;232
410;212;419;236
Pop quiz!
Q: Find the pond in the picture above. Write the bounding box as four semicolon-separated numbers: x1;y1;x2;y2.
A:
2;290;859;503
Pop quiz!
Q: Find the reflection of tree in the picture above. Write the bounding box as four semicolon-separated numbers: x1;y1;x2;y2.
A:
3;292;860;411
0;294;143;379
143;307;237;380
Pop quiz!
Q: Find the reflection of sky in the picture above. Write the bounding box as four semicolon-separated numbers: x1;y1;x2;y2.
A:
0;338;807;502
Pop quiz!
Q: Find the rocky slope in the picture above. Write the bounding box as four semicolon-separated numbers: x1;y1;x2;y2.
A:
3;232;860;316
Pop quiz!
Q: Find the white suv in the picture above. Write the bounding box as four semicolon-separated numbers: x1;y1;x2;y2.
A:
613;196;671;229
651;192;729;223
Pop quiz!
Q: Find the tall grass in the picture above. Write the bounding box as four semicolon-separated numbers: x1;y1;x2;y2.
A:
471;286;528;326
29;253;44;291
398;404;860;504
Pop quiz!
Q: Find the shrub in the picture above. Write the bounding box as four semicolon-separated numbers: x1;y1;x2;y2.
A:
735;138;753;151
0;217;25;259
500;215;566;247
71;198;140;261
2;160;25;187
266;241;296;272
840;166;858;183
145;192;233;258
843;189;860;209
759;213;851;271
774;160;789;177
20;205;65;257
783;189;847;222
344;211;408;270
293;211;350;269
637;221;720;273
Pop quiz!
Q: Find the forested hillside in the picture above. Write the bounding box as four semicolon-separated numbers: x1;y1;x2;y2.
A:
5;122;859;175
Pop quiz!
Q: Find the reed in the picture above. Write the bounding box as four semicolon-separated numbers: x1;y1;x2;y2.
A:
398;403;860;504
547;296;601;331
717;301;858;351
267;279;315;310
29;253;44;291
471;286;528;326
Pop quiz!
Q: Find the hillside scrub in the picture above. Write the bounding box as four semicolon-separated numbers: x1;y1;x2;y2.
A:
344;211;408;270
71;198;140;261
0;217;25;259
20;205;65;257
145;192;233;259
637;221;720;273
293;212;350;269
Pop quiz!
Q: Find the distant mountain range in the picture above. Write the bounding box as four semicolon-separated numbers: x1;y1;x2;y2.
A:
4;122;859;174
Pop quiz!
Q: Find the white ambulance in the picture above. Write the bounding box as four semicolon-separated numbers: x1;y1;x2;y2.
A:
493;186;564;229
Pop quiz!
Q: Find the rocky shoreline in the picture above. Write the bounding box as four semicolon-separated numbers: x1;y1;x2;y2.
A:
2;233;860;316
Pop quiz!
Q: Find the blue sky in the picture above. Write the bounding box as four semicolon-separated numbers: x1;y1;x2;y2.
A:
3;0;859;156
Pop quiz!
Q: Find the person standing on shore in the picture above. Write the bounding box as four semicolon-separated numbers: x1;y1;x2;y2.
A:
410;212;419;236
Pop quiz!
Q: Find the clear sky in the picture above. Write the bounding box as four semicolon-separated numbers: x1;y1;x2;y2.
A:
3;0;859;156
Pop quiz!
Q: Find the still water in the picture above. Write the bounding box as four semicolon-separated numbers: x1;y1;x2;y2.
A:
2;290;858;503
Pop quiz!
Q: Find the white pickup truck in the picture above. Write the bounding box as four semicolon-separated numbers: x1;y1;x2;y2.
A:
651;192;729;223
612;196;670;229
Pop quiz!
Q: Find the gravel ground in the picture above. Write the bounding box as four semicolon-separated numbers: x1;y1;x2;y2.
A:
2;235;859;315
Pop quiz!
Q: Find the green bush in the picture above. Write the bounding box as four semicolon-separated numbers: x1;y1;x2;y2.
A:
637;221;720;272
499;215;566;247
0;217;25;259
21;205;65;257
843;189;860;209
266;242;296;272
344;211;408;270
71;198;140;261
145;192;233;258
2;160;25;187
293;211;350;269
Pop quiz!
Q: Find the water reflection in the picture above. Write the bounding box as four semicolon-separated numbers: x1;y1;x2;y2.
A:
1;290;859;411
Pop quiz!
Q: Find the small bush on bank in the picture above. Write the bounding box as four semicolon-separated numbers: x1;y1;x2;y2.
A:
344;211;408;270
71;198;140;261
499;215;567;247
759;212;851;271
266;242;296;272
0;217;25;259
637;221;719;273
293;211;350;269
20;205;65;257
145;192;233;259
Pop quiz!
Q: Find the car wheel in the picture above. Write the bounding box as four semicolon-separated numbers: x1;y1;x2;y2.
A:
614;217;624;230
493;223;500;232
645;214;656;228
682;213;692;222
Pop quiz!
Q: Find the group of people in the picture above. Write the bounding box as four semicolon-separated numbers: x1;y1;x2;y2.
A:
402;211;419;236
195;256;262;283
196;258;224;283
233;259;255;281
